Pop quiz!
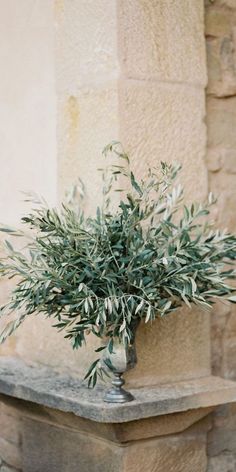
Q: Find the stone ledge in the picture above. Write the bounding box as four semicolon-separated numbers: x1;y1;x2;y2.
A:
0;357;236;424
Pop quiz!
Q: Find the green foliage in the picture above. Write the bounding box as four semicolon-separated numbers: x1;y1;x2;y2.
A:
0;142;236;387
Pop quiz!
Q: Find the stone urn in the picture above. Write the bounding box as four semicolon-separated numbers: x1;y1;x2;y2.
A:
103;319;139;403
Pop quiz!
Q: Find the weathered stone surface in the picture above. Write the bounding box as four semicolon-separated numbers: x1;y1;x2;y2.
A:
217;0;236;8
20;415;210;472
207;97;236;147
206;39;222;90
210;302;232;376
0;394;214;444
205;8;232;37
114;407;213;442
123;431;208;472
208;428;236;456
206;8;236;97
0;438;21;470
120;80;207;204
205;0;236;10
22;417;123;472
208;404;236;453
206;147;222;172
118;0;207;85
222;148;236;173
0;404;21;445
57;86;120;209
127;308;210;388
222;338;236;380
55;0;119;92
207;145;236;179
0;357;236;425
208;170;236;229
208;453;236;472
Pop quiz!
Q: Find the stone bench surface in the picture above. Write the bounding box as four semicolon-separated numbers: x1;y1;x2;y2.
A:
0;356;236;423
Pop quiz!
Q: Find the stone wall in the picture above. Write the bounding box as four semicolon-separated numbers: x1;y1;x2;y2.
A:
205;0;236;470
1;1;235;471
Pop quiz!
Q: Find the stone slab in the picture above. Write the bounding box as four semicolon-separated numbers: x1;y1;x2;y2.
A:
22;417;123;472
0;357;236;424
21;416;208;472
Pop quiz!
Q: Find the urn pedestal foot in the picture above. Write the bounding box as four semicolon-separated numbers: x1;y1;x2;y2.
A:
104;372;134;403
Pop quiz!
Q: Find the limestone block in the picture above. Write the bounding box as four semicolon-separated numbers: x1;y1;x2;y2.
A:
216;0;236;8
57;86;119;207
208;427;236;456
209;403;236;462
207;454;236;472
55;0;119;93
114;408;213;442
206;36;236;97
21;416;208;472
223;338;236;380
22;417;123;472
205;2;236;98
212;403;236;430
123;432;208;472
0;403;21;445
0;438;21;470
14;315;100;381
205;0;236;8
207;146;236;173
205;7;232;37
206;39;222;94
119;80;208;203
0;392;214;445
206;147;222;171
126;308;211;388
208;171;236;230
207;97;236;147
118;0;207;86
211;301;232;376
222;148;236;173
224;306;236;340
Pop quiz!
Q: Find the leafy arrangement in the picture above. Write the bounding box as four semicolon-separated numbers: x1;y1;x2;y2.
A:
0;142;236;387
